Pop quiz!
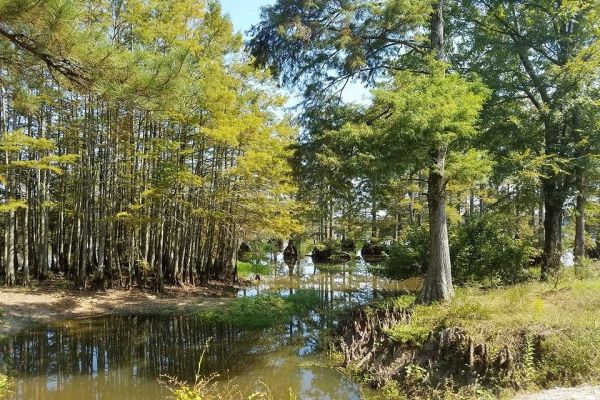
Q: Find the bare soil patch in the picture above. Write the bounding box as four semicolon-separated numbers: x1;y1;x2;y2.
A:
0;279;240;335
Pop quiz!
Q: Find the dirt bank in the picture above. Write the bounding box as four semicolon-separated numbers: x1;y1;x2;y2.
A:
0;281;238;335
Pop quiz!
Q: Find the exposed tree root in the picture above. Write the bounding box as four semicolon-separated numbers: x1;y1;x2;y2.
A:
335;303;536;390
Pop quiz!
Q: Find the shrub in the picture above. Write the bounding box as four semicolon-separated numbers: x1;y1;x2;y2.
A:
381;212;535;285
451;213;536;284
236;261;271;278
573;257;599;280
382;226;429;280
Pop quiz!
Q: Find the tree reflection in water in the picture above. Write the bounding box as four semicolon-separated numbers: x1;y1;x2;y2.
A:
1;256;419;400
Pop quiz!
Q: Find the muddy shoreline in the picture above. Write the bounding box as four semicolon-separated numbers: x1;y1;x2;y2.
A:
0;281;240;335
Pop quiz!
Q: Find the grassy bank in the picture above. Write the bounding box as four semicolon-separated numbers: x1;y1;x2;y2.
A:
236;261;272;278
344;266;600;399
197;289;321;329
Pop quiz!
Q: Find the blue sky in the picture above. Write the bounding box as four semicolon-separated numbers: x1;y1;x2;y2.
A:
220;0;274;36
219;0;370;105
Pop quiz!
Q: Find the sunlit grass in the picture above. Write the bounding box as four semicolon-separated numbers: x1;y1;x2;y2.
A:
388;265;600;386
236;261;271;278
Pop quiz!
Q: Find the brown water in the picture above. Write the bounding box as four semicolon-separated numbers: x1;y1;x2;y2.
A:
1;256;420;400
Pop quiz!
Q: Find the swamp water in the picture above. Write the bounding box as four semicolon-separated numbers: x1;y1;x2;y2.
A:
1;255;420;400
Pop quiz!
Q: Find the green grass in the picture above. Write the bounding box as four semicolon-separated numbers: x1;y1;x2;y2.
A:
236;261;271;278
387;267;600;387
197;290;320;329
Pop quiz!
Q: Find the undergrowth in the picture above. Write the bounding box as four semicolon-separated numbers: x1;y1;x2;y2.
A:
362;265;600;398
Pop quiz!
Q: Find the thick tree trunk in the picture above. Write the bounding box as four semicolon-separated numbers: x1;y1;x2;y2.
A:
419;149;454;303
541;194;562;280
419;0;453;303
574;171;585;261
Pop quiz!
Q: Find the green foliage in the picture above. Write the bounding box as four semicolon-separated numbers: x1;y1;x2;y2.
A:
0;199;27;213
374;64;490;157
197;290;320;330
0;373;9;399
573;257;600;280
382;212;535;285
540;329;600;386
383;226;429;280
388;323;432;345
236;262;271;278
382;274;600;397
451;213;536;284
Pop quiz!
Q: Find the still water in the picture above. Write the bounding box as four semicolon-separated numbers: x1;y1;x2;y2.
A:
1;255;420;400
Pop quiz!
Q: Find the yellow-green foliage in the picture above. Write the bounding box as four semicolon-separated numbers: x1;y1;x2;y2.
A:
388;267;600;386
0;373;10;399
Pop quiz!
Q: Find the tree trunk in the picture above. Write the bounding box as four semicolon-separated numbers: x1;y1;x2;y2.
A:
541;193;562;280
5;210;16;286
371;196;377;239
574;171;585;261
419;149;454;303
419;0;453;303
22;207;30;286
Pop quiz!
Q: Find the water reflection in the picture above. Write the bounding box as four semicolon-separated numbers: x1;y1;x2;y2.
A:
2;255;419;400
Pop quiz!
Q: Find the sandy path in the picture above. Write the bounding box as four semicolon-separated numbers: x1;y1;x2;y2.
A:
513;386;600;400
0;283;236;335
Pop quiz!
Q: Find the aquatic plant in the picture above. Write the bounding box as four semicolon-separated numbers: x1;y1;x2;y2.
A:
197;290;320;330
236;262;272;278
163;340;298;400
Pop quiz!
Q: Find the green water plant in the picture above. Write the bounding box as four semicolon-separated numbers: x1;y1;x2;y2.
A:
164;340;297;400
236;262;272;278
197;290;320;330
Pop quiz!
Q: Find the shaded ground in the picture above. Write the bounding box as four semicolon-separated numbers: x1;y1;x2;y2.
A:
0;279;239;335
514;386;600;400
